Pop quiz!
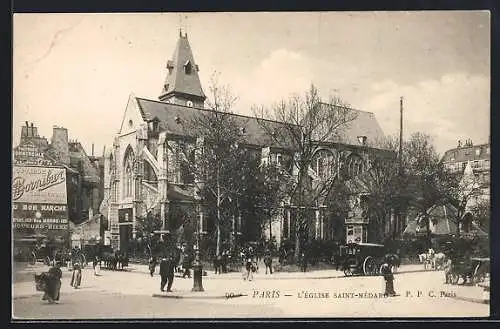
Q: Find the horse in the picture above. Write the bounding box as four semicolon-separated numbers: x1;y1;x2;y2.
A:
418;253;434;270
433;252;446;270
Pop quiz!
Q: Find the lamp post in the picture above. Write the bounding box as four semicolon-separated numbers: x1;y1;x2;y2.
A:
192;202;204;292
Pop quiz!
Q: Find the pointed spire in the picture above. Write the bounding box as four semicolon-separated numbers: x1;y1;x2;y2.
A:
159;32;206;107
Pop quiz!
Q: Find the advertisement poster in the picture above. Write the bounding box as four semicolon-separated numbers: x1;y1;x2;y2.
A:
12;165;69;232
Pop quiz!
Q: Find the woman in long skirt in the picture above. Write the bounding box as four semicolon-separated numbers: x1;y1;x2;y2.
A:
93;256;101;276
70;263;82;289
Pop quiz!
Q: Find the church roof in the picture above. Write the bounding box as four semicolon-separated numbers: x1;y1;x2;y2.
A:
333;108;386;146
136;97;294;149
159;33;206;102
136;97;387;151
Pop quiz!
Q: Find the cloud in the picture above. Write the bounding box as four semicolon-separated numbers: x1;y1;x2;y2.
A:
231;49;314;114
362;72;490;155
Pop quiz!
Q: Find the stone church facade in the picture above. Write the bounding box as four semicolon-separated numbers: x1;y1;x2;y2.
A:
101;32;389;252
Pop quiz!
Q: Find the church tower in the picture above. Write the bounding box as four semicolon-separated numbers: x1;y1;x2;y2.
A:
159;31;206;108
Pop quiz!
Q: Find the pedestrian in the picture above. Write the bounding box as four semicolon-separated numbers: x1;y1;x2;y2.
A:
70;262;82;289
300;252;308;272
66;251;72;270
166;254;176;291
244;257;254;281
93;256;101;276
264;252;273;275
444;257;453;284
381;261;396;297
35;265;62;304
148;256;157;277
215;254;222;275
182;252;192;279
159;257;169;292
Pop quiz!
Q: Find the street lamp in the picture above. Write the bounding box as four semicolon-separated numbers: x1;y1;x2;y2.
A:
192;203;204;292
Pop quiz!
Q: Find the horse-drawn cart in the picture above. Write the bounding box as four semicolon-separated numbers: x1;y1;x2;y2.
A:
338;243;398;277
471;257;490;285
448;257;490;285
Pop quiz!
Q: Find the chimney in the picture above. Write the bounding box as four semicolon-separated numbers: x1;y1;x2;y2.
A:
31;123;38;138
21;122;29;142
51;126;70;165
92;143;94;157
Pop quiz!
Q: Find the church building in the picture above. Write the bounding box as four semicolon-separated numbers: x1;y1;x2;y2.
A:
101;31;389;252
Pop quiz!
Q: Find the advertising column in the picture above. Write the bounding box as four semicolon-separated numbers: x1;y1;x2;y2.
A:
12;165;69;240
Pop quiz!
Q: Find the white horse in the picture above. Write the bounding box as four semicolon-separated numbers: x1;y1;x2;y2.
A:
418;252;434;270
433;253;446;270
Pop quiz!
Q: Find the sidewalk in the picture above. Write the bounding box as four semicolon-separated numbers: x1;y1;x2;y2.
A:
126;263;428;280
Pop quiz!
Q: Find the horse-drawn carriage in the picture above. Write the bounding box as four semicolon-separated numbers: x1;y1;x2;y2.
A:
448;256;490;285
338;243;399;277
14;235;69;266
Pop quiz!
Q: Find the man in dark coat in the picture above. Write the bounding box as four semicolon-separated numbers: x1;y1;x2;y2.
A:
300;252;308;272
381;261;396;297
182;252;192;279
166;254;176;291
149;256;157;277
264;252;273;275
159;257;169;292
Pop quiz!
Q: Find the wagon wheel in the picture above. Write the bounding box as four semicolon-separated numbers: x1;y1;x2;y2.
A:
378;263;394;275
363;256;377;276
44;256;51;266
472;263;484;285
30;251;36;265
343;267;353;277
80;254;87;268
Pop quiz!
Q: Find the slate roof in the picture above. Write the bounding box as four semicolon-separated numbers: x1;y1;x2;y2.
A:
136;97;386;151
136;97;296;149
159;33;206;101
442;143;490;163
331;107;386;146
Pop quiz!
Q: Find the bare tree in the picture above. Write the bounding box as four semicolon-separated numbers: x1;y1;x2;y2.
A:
169;74;251;256
253;84;358;260
403;132;450;247
357;135;401;242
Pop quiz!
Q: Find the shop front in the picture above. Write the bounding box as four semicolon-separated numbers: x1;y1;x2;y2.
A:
12;164;70;260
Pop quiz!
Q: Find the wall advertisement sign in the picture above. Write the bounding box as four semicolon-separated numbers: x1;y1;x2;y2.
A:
12;166;69;233
13;142;57;167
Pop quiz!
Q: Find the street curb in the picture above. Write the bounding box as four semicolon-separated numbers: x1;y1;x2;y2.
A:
450;295;489;305
151;292;245;300
13;294;40;300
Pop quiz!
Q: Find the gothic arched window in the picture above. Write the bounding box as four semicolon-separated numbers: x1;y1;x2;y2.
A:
123;147;135;198
345;153;364;178
311;149;336;179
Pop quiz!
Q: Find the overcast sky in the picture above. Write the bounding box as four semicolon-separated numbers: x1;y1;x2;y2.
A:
13;11;490;156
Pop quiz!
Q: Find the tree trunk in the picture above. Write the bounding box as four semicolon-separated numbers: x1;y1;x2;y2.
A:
216;167;221;257
425;215;432;249
456;206;463;237
294;218;301;262
269;214;272;242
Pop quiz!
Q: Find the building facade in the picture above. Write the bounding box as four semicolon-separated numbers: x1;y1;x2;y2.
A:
442;139;490;197
13;122;104;247
101;32;390;252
